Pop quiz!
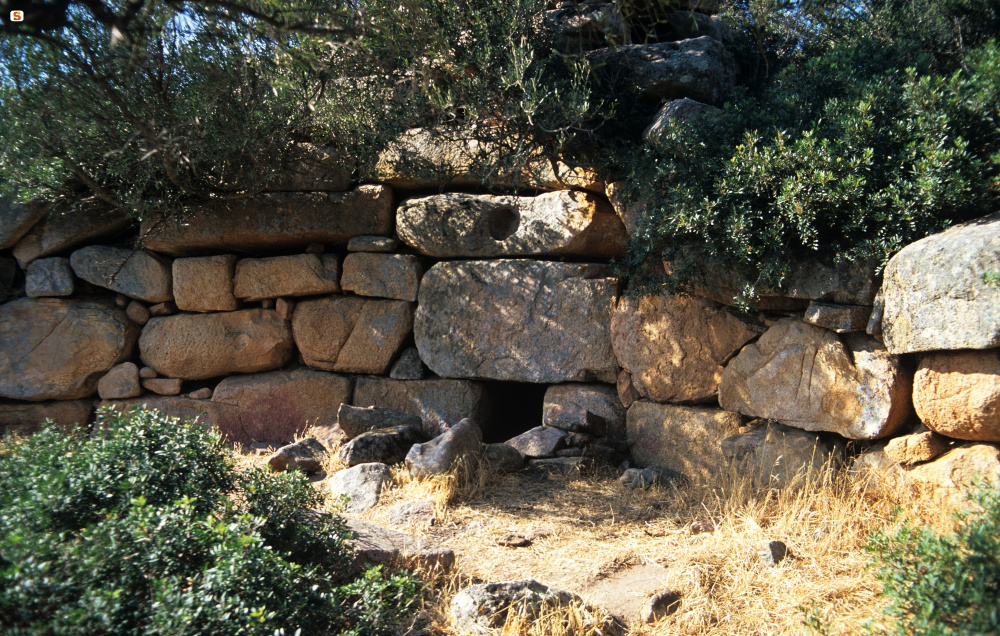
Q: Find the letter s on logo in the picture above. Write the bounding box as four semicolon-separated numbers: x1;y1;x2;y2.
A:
11;11;25;21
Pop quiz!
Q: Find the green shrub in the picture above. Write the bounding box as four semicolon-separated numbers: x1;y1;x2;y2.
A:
865;480;1000;635
0;407;422;635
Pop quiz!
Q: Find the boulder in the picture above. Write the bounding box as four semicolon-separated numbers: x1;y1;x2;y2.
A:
336;404;422;439
70;246;172;303
346;519;455;573
25;257;75;298
101;396;235;432
189;387;212;399
269;143;354;192
586;36;738;105
171;254;239;312
542;383;624;438
374;127;604;192
405;418;482;478
719;319;912;439
619;466;687;490
415;260;619;383
884;430;952;465
485;443;526;472
882;212;1000;353
233;254;340;301
603;181;644;239
0;197;46;250
13;204;129;267
339;425;424;466
139;309;293;380
341;253;422;302
0;399;94;436
536;3;627;52
451;580;585;634
353;377;489;436
390;347;427;380
97;362;141;399
908;444;1000;502
347;235;400;252
506;426;567;458
125;301;150;325
617;369;641;409
292;297;413;374
803;302;872;333
329;463;392;512
139;186;394;255
0;299;137;400
142;378;182;395
397;190;626;259
626;401;741;483
612;294;762;404
721;422;845;488
267;437;328;472
913;350;1000;442
644;97;721;143
387;500;436;526
211;369;353;445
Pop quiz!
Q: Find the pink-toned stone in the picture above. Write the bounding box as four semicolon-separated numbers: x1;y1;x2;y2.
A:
172;254;239;312
234;254;340;301
142;377;182;395
913;349;1000;442
139;366;157;379
276;298;295;321
126;300;150;325
0;399;94;436
341;253;422;302
98;362;141;399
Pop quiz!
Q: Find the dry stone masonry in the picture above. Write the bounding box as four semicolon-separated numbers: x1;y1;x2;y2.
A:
2;6;999;508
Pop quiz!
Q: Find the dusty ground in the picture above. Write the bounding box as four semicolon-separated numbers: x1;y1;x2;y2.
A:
248;444;956;636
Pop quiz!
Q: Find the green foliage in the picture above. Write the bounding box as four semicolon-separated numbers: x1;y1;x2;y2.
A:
865;481;1000;635
0;407;422;635
618;0;1000;303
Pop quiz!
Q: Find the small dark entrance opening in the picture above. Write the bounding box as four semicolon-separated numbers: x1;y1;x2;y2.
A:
481;381;548;443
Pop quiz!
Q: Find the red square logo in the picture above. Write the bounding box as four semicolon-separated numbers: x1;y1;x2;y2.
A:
10;10;24;21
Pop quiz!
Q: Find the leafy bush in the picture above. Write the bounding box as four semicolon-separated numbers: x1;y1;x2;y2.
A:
0;407;422;635
866;480;1000;635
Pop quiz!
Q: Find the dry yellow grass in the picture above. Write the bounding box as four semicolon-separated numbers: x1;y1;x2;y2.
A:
243;432;957;636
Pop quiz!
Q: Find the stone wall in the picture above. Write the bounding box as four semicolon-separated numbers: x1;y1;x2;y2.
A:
1;4;998;496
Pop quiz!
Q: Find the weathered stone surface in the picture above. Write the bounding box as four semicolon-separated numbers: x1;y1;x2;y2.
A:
374;127;604;192
619;465;687;490
353;377;488;436
617;369;641;409
661;10;733;42
415;260;618;383
339;425;424;466
189;387;212;399
211;368;353;445
586;37;738;105
908;444;1000;499
451;580;584;634
719;319;912;439
148;302;176;316
398;191;626;259
234;254;340;301
292;297;413;374
337;404;422;439
506;426;567;458
387;500;436;526
882;213;1000;353
124;301;149;326
390;347;426;380
139;366;157;379
641;590;681;624
804;302;871;333
275;297;295;320
172;254;239;312
486;443;526;472
721;422;845;488
537;3;627;52
543;383;624;438
70;246;172;303
758;540;788;567
0;399;94;436
139;309;293;380
884;429;952;465
140;186;394;255
347;519;455;573
406;418;482;479
269;143;355;192
25;257;74;298
0;197;46;250
644;97;721;143
612;294;762;404
913;350;1000;442
142;377;182;395
626;401;740;483
603;181;643;238
101;397;233;433
268;437;328;472
98;362;141;399
13;204;129;267
341;253;421;301
329;463;392;512
347;235;400;252
0;299;137;400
